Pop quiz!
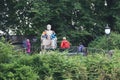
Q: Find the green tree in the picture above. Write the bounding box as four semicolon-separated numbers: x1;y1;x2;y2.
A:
1;0;120;45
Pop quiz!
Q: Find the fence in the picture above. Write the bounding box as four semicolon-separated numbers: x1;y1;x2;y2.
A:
13;44;106;55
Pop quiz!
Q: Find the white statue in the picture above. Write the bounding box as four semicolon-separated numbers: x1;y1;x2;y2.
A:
41;24;57;51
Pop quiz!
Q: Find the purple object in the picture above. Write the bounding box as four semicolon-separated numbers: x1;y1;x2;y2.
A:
26;39;31;53
78;45;84;52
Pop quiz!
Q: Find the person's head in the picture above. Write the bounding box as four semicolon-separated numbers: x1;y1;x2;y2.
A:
27;39;30;42
63;37;66;40
47;24;51;30
79;42;83;45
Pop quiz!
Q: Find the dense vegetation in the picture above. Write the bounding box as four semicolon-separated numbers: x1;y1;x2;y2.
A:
0;41;120;80
1;0;120;45
1;0;120;80
89;32;120;50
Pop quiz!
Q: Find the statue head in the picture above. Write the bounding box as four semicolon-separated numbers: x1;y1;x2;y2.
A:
47;24;51;30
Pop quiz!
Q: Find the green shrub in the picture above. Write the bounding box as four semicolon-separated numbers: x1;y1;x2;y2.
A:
0;39;120;80
0;63;39;80
16;52;87;80
88;32;120;50
10;51;120;80
0;41;14;63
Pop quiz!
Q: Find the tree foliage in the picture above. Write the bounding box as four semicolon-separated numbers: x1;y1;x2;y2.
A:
0;0;120;45
89;32;120;50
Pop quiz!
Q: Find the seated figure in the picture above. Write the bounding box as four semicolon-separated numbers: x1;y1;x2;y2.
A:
60;37;70;51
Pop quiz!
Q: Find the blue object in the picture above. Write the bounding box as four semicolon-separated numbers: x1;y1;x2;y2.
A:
51;33;56;40
78;45;84;52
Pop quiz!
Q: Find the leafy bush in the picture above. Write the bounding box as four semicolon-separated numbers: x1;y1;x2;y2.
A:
0;51;120;80
88;32;120;50
15;51;120;80
84;51;120;80
0;63;39;80
0;39;120;80
0;41;14;63
17;52;87;80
